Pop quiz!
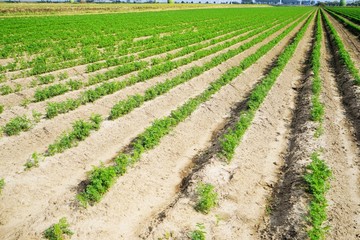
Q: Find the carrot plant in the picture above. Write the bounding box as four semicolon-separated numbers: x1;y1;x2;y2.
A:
2;115;32;136
306;11;332;240
43;217;73;240
195;183;218;214
189;223;206;240
0;178;4;195
304;152;332;240
45;114;102;156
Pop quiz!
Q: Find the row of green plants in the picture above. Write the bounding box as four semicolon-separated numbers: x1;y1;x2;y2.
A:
305;11;332;240
28;22;262;103
219;12;314;162
75;12;311;207
325;7;360;24
325;8;360;35
34;79;83;102
321;9;360;86
108;18;299;121
43;217;73;240
23;114;102;170
1;110;41;136
46;114;102;156
43;20;279;119
31;14;303;163
0;14;245;78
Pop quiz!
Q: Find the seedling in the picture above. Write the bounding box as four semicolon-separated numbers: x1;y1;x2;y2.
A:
43;217;73;240
195;182;218;214
189;223;206;240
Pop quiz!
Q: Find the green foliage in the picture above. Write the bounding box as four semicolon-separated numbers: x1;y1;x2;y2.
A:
189;223;206;240
20;98;31;108
46;114;102;156
0;104;3;114
220;13;313;162
76;11;313;206
32;110;42;123
0;178;4;194
322;9;360;85
0;85;13;95
43;217;74;240
24;152;42;170
304;152;332;240
3;115;32;136
38;74;55;85
77;164;117;207
57;72;69;81
195;183;218;214
34;80;83;102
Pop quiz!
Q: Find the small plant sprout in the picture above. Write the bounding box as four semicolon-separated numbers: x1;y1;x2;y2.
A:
32;110;42;123
43;217;74;240
195;182;218;214
0;178;5;194
20;98;31;108
189;223;206;240
24;152;43;170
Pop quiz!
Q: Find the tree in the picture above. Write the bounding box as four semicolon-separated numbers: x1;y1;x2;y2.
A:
340;0;346;5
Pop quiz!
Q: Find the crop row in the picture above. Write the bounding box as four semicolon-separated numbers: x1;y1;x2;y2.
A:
305;11;331;240
25;13;305;165
76;12;312;206
325;8;360;35
325;7;360;24
219;11;314;162
43;20;280;119
29;20;265;102
321;9;360;86
0;18;235;78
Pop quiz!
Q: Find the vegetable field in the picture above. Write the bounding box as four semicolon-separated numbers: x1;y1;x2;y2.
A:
0;6;359;240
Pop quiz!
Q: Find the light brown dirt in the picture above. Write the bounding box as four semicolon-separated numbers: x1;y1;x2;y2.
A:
0;22;280;181
146;15;315;240
321;19;360;240
0;17;299;240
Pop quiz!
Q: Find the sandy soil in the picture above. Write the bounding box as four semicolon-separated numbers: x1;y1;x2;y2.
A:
321;14;360;240
1;9;359;240
145;15;315;240
0;15;302;240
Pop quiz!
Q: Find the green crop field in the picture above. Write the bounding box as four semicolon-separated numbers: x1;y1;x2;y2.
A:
0;5;359;240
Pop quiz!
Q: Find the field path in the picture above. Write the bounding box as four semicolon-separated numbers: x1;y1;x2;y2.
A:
321;18;360;240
